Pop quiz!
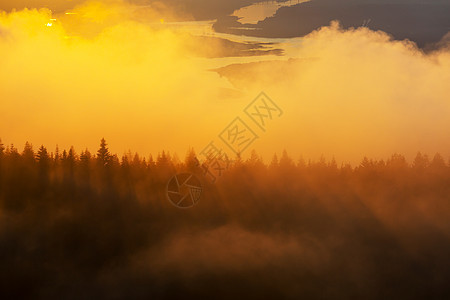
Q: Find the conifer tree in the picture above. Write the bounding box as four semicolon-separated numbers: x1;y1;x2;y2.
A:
22;142;35;163
97;138;111;166
185;148;198;170
0;138;4;157
36;145;49;164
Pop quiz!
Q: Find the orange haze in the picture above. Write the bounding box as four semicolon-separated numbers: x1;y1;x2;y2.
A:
0;1;449;164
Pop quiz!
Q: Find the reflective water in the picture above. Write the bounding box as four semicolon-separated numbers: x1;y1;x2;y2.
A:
232;0;309;24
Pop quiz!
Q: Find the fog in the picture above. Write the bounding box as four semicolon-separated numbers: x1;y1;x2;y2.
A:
1;141;450;298
0;1;449;164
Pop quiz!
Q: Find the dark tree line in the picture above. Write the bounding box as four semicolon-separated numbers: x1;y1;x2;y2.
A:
0;138;450;299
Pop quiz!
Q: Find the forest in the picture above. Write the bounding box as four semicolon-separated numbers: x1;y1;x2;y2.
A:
1;138;450;299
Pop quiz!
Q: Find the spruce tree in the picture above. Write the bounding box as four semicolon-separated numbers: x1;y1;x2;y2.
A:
97;138;111;166
0;138;4;157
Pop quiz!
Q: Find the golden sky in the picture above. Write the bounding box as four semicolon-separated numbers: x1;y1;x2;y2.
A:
0;1;449;164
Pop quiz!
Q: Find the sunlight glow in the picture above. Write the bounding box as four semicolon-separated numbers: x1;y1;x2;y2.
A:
0;1;448;163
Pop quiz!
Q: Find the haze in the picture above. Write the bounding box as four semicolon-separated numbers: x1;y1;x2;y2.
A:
0;0;449;164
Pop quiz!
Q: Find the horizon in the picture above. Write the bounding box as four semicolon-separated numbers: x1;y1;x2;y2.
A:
2;137;450;167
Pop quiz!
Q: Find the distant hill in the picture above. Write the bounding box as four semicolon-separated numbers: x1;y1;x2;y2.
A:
214;0;450;48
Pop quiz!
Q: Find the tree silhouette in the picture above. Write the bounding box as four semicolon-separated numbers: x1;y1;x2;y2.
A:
431;153;446;169
413;152;429;170
36;145;50;190
55;145;60;162
279;150;294;169
22;142;35;163
80;149;92;166
0;139;4;157
97;138;111;167
269;153;279;169
184;147;198;171
0;139;4;193
0;138;449;299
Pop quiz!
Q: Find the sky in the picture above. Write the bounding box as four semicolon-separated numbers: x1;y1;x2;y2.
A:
0;0;449;164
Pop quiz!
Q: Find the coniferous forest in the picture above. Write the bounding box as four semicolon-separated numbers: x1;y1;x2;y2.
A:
1;138;450;299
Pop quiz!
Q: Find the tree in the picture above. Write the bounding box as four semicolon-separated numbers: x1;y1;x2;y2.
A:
110;154;120;167
66;146;77;172
36;145;50;187
68;147;76;161
233;151;243;168
121;154;130;168
297;155;306;169
360;157;373;169
386;153;408;170
0;138;4;157
185;148;199;171
430;153;447;175
8;144;19;158
22;142;35;163
36;145;50;164
269;154;279;169
60;147;77;185
54;145;60;162
80;149;92;186
430;153;446;169
132;153;142;166
80;149;92;165
97;138;111;166
329;157;338;170
148;154;155;168
413;152;429;170
279;150;294;169
156;151;168;167
247;149;263;167
0;139;4;189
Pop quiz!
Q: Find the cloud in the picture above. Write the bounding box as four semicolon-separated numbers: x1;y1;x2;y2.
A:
0;1;243;156
138;225;327;275
216;22;450;163
0;2;449;164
